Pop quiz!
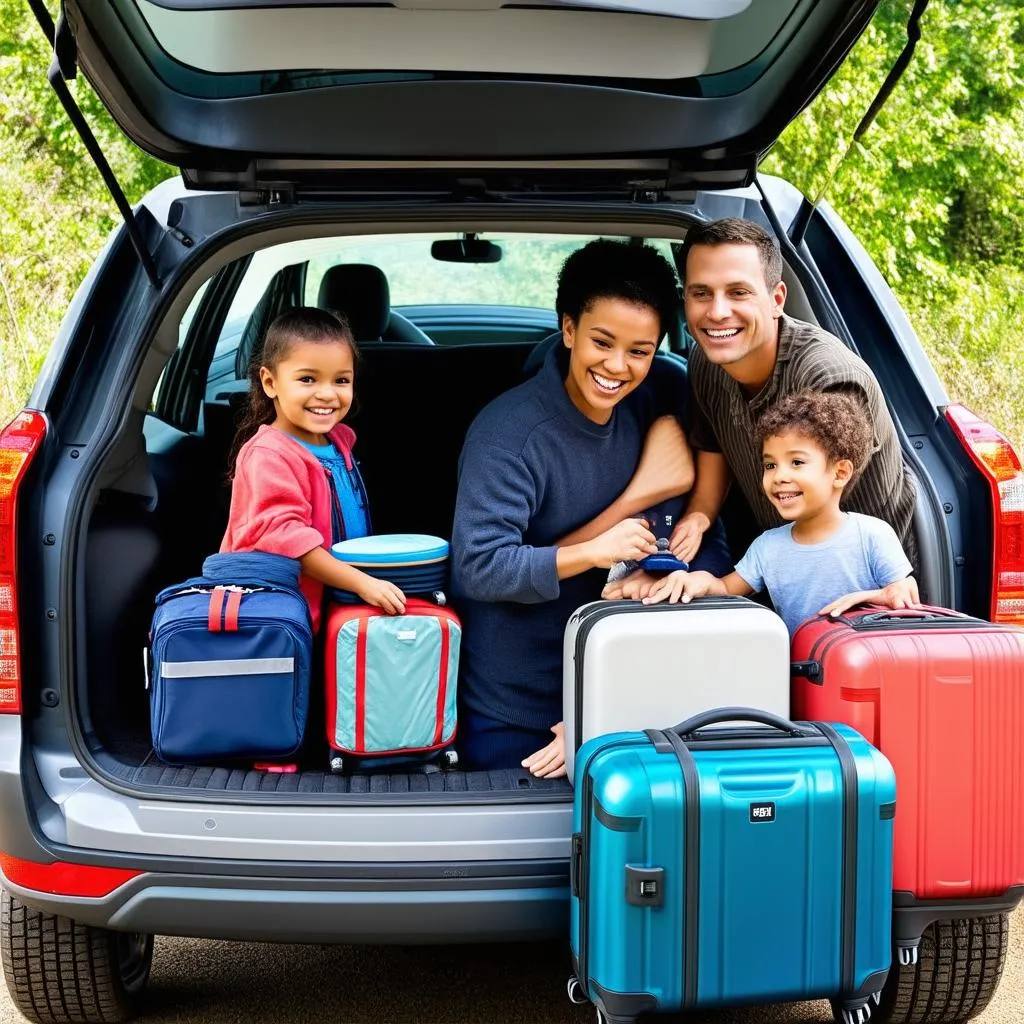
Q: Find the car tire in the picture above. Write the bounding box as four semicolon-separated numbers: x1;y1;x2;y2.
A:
872;914;1009;1024
1;889;153;1024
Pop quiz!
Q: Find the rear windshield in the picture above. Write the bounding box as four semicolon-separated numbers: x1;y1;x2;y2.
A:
217;231;679;355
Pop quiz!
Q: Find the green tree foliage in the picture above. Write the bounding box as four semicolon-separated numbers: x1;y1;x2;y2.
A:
0;0;1022;442
763;0;1024;443
764;0;1024;291
0;0;171;413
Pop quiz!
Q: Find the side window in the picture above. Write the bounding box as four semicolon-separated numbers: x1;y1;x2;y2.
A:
151;279;211;413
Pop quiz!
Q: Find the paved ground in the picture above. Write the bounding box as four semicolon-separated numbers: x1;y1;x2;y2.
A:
1;905;1020;1023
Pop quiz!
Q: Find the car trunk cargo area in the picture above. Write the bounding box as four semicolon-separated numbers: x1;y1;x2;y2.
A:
78;340;588;797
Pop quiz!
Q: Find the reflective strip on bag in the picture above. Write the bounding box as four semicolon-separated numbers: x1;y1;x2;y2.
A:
159;657;295;678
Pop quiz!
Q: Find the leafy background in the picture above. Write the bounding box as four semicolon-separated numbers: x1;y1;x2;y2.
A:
1;0;1022;442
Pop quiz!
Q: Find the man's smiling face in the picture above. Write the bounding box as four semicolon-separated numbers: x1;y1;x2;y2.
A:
683;242;786;387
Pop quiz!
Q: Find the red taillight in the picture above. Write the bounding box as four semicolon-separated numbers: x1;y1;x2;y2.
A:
0;853;141;898
0;411;47;713
945;404;1024;624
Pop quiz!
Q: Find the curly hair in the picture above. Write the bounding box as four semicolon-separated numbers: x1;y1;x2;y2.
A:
555;238;680;336
754;389;873;477
227;306;357;477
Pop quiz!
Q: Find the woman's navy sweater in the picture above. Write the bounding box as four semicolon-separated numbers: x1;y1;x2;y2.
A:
450;344;655;731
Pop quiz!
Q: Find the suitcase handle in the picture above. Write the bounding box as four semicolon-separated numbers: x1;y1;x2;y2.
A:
670;706;815;739
851;604;971;626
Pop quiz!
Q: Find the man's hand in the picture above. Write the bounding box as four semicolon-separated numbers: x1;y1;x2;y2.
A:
602;570;661;601
355;574;407;615
586;518;658;569
669;511;711;563
818;577;919;619
522;722;566;778
641;570;719;606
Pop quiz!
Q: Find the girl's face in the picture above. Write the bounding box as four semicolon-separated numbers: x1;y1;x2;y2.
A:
259;339;354;445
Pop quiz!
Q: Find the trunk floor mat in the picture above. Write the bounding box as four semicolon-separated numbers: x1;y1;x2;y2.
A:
92;748;571;795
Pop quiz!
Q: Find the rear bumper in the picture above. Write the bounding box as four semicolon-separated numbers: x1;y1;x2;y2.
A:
2;868;569;943
0;719;570;942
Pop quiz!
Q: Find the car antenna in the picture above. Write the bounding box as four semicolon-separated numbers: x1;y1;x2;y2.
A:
788;0;931;247
26;0;162;289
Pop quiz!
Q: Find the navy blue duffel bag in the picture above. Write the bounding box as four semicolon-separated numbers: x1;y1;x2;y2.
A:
148;552;313;764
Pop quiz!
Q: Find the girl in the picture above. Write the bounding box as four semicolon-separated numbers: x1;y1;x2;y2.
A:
221;306;405;632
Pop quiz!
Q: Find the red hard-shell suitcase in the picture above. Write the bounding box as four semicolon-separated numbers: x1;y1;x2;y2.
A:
791;605;1024;962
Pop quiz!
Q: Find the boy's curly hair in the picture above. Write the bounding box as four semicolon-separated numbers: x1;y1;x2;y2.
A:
754;389;874;478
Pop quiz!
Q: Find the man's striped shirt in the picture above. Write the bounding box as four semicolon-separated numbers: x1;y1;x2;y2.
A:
688;314;919;572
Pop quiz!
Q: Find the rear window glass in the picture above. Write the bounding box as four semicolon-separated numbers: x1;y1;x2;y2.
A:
219;231;679;339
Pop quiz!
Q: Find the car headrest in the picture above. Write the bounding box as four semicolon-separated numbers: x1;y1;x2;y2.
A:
317;264;391;340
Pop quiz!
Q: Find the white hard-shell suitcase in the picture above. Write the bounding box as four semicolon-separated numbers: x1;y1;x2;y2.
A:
562;596;791;783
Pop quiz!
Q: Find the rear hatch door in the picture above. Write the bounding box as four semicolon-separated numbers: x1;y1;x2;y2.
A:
61;0;880;191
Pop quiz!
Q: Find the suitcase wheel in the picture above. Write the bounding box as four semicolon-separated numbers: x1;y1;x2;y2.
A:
329;754;346;775
897;942;920;966
566;976;587;1005
830;996;873;1024
441;749;459;770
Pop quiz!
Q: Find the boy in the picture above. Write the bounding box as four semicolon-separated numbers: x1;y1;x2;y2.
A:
606;389;919;634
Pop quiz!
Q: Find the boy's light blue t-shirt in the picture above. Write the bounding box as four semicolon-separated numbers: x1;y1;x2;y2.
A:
734;512;913;637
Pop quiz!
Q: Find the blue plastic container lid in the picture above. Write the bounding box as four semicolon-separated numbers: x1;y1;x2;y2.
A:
330;533;450;566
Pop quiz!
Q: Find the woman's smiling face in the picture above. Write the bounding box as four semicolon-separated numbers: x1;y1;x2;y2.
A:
562;298;661;424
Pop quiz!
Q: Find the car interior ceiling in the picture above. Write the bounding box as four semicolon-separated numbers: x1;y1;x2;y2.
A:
74;225;931;788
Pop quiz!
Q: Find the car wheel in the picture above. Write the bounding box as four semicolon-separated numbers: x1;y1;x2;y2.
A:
1;889;153;1024
871;914;1009;1024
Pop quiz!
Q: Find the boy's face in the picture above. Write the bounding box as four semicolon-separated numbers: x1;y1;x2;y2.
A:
761;430;851;522
562;298;660;424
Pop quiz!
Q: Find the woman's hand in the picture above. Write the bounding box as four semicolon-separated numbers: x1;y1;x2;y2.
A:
522;722;566;778
586;518;658;569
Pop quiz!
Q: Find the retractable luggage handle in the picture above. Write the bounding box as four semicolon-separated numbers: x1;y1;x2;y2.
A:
670;706;818;740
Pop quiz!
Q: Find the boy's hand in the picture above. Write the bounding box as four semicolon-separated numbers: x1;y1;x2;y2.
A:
819;577;919;619
356;575;407;615
642;570;717;606
522;722;566;778
882;576;920;608
587;518;658;569
669;511;710;563
602;570;660;601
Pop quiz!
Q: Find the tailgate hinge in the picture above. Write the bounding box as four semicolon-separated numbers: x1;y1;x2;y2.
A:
27;0;162;289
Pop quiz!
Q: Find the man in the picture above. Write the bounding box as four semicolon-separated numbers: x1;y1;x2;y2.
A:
611;217;919;591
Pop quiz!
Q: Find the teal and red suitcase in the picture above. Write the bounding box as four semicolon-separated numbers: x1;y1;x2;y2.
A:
568;709;896;1024
324;597;461;773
